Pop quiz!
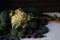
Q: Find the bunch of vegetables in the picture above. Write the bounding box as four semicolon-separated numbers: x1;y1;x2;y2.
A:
10;8;49;38
0;8;49;38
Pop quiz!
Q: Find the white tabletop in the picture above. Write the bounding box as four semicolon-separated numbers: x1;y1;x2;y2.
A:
21;22;60;40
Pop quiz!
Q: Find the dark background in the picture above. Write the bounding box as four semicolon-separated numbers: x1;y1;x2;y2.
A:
0;0;60;12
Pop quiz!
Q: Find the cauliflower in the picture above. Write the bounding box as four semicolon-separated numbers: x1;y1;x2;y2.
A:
11;9;27;24
11;8;33;29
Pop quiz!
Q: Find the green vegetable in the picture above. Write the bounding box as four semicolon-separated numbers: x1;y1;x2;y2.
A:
11;28;18;37
29;22;37;30
39;17;48;25
9;10;14;17
18;29;27;38
12;20;21;29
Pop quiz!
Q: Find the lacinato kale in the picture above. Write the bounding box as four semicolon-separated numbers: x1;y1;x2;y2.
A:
0;10;11;36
